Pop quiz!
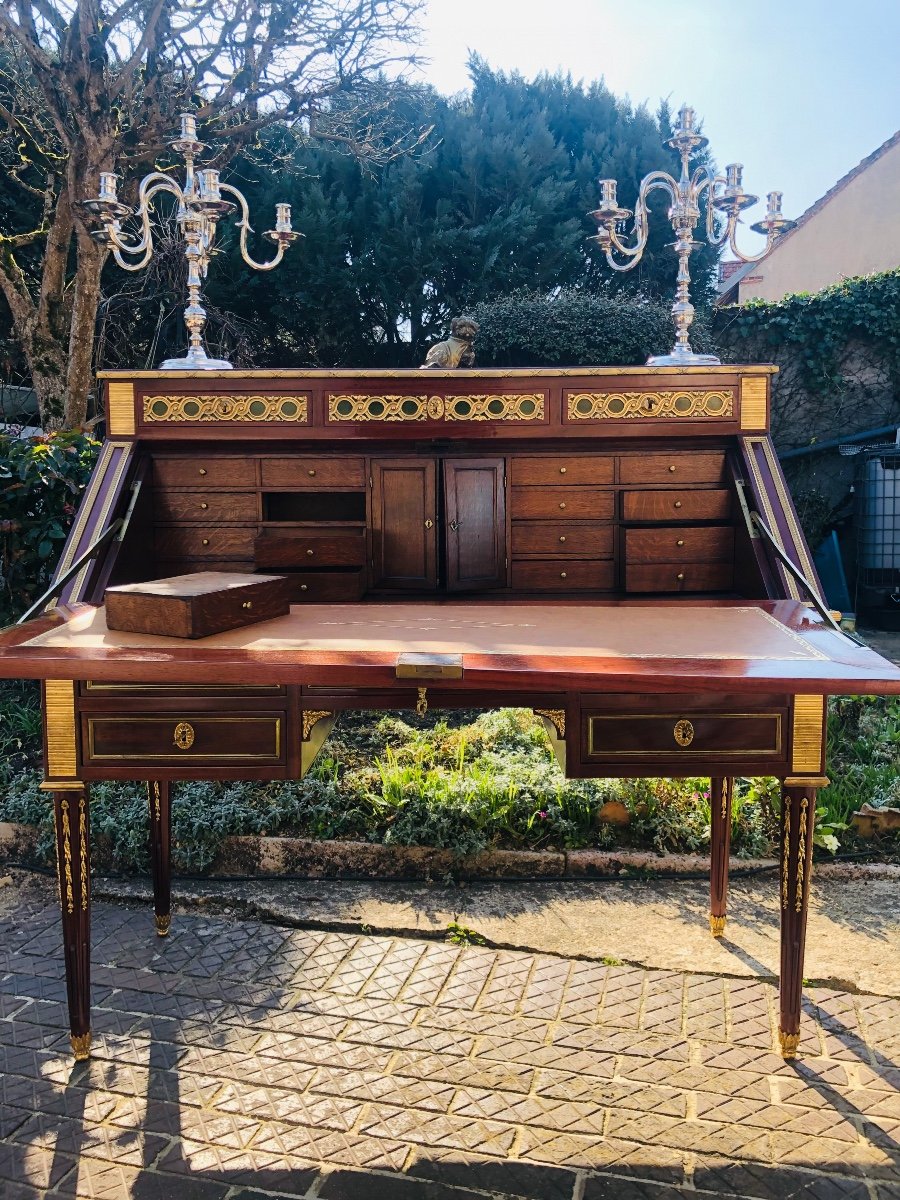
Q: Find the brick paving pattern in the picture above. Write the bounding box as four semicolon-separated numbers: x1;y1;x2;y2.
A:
0;889;899;1198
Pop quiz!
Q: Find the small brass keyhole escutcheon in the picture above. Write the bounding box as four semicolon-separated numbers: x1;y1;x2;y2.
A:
424;518;434;529
673;719;694;747
173;722;195;750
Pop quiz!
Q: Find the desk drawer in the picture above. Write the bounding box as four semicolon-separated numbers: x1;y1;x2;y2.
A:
625;563;733;593
511;560;615;591
623;490;731;522
261;457;366;489
154;527;256;559
512;522;614;559
584;711;784;760
626;526;734;564
509;488;615;520
84;713;284;765
153;457;256;488
619;453;727;485
154;491;258;523
509;456;614;486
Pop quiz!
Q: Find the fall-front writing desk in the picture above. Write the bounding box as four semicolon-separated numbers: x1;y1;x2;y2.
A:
3;362;900;1064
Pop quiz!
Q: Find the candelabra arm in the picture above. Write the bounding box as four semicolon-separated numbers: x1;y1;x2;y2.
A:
603;173;675;267
727;223;777;265
220;183;287;272
105;176;185;268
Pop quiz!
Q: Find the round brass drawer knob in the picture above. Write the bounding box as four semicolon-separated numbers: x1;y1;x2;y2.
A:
300;584;308;591
200;502;208;509
559;502;566;509
306;549;314;556
559;536;566;543
559;466;567;474
677;539;685;546
198;468;207;476
202;538;210;546
674;501;682;509
242;601;253;609
668;464;676;472
560;572;567;579
173;722;195;751
676;572;685;581
308;469;316;476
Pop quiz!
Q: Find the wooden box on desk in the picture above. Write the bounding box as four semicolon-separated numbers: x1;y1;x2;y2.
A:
104;571;290;639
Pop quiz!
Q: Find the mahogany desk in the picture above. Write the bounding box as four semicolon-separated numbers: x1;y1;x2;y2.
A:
2;362;900;1064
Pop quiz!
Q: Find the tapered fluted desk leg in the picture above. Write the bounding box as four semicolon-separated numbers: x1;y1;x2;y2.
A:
709;777;733;938
50;785;91;1060
779;780;821;1058
148;781;172;937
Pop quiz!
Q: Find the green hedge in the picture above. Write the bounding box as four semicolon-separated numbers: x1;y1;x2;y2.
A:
0;431;99;625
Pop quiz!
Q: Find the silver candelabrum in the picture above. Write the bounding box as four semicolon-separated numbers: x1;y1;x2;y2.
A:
590;104;795;366
84;113;302;370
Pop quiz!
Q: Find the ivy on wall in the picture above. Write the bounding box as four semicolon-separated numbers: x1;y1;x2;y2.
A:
714;268;900;394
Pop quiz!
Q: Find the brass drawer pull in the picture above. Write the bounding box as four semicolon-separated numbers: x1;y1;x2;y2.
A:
202;538;210;546
242;601;253;609
559;466;567;474
560;571;567;579
677;539;685;546
300;584;308;591
676;572;685;581
668;464;676;472
674;501;682;509
673;719;694;747
559;535;566;543
308;469;316;476
306;549;314;556
198;467;207;476
173;722;195;750
559;502;566;510
200;502;208;509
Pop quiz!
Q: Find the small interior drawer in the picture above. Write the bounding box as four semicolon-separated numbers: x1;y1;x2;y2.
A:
154;527;256;559
261;458;366;489
152;457;256;488
288;568;367;602
510;560;615;591
255;531;367;569
508;456;614;486
509;488;615;521
153;491;258;523
511;522;614;559
622;490;732;522
625;527;734;564
625;562;734;593
619;453;727;485
83;713;284;764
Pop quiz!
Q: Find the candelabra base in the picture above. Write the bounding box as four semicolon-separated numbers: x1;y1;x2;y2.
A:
646;350;722;367
160;347;234;371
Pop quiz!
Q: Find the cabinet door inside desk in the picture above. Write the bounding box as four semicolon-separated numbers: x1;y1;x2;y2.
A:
370;458;438;590
444;458;506;591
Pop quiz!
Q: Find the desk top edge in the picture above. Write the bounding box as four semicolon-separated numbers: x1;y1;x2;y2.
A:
97;364;779;380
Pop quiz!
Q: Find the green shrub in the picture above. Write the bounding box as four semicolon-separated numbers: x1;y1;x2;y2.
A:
0;430;100;624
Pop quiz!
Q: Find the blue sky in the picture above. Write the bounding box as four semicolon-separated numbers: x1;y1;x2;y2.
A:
414;0;900;251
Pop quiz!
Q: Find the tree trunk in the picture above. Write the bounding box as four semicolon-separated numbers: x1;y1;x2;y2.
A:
64;223;106;430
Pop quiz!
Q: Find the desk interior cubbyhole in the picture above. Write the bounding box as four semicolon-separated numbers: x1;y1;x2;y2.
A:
263;491;366;522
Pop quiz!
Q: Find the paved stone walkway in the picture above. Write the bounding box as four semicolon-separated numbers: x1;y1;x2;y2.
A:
1;883;899;1199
